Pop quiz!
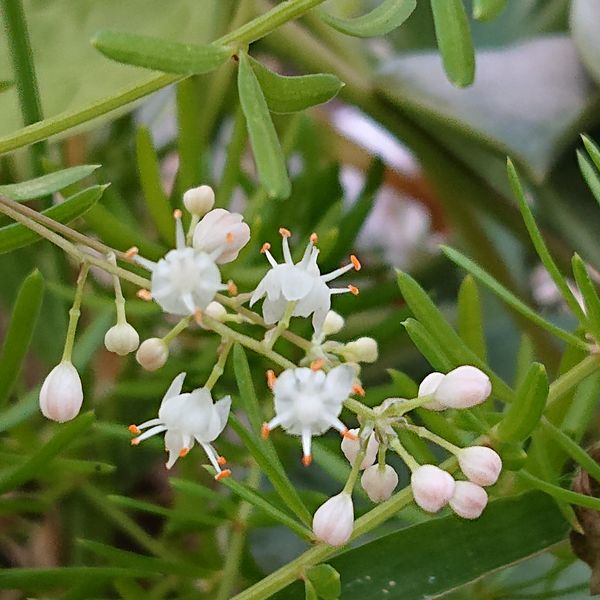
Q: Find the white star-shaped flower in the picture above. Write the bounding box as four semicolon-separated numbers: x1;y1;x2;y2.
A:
129;372;232;478
262;364;356;465
250;229;360;333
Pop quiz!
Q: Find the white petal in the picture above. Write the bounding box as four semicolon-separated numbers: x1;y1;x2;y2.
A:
325;365;354;403
281;267;313;301
163;372;186;402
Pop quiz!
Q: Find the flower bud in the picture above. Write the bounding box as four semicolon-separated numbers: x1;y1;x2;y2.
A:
341;429;379;469
411;464;455;513
433;365;491;409
183;185;215;216
418;372;446;411
104;323;140;355
361;464;398;502
458;446;502;487
449;481;488;519
205;301;227;322
192;208;250;264
136;338;168;371
322;311;345;336
39;361;83;423
312;492;354;546
342;337;378;363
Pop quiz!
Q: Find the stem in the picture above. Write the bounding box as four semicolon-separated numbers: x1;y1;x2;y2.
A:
162;317;192;345
342;444;366;494
343;397;374;420
61;263;89;362
399;422;462;455
389;438;420;472
205;340;234;390
263;301;296;350
546;353;600;409
108;253;127;324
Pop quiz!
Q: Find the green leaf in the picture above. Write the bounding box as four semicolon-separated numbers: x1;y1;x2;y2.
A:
0;165;100;201
232;344;264;434
577;149;600;206
561;372;600;440
0;80;12;93
496;363;548;443
571;253;600;341
472;0;507;21
305;579;319;600
92;30;232;74
582;134;600;171
249;57;343;114
0;412;95;494
441;246;589;351
387;369;418;398
305;564;341;600
402;318;454;371
238;52;291;199
430;0;475;87
0;185;106;255
457;275;486;361
0;270;44;407
317;0;416;38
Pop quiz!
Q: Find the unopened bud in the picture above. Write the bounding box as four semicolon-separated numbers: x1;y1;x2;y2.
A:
411;464;455;513
104;323;140;355
458;446;502;487
192;208;250;264
205;301;227;322
341;429;379;469
312;492;354;547
342;337;378;363
449;481;488;519
361;464;398;502
183;185;215;216
39;361;83;423
136;338;168;371
434;365;491;409
322;311;345;336
418;372;446;411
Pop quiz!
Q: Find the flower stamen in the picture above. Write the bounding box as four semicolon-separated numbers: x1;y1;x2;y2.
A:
266;370;277;390
261;422;271;439
310;358;326;371
215;469;232;481
137;289;153;301
352;383;366;396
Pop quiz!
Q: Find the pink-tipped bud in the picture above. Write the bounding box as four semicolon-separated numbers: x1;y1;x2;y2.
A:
104;323;140;356
411;464;455;513
418;372;446;411
458;446;502;487
449;481;488;519
342;337;378;363
39;361;83;423
192;209;250;264
183;185;215;216
136;338;168;371
312;492;354;547
361;464;398;502
341;429;379;469
433;365;491;409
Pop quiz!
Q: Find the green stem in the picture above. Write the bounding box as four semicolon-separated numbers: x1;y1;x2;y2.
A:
61;263;90;362
342;444;367;494
400;422;461;455
162;317;192;345
108;253;127;324
263;301;296;350
546;353;600;409
389;437;420;472
205;340;234;390
343;397;374;420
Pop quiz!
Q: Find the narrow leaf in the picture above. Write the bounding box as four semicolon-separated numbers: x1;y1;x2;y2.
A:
249;57;343;114
233;344;264;434
238;52;291;199
0;80;12;93
457;275;487;360
577;149;600;206
472;0;507;21
387;369;418;398
582;134;600;172
305;564;341;600
571;253;600;341
430;0;475;87
402;318;454;371
318;0;416;38
0;270;44;406
92;30;232;75
562;372;600;441
0;165;100;201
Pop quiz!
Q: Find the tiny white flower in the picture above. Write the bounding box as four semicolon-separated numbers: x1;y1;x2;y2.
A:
104;322;140;356
433;365;491;409
341;337;378;363
458;446;502;487
129;372;232;478
449;481;488;519
322;310;345;336
411;464;455;513
250;229;360;333
312;492;354;546
183;185;215;216
192;208;250;264
418;372;446;411
136;338;169;371
39;361;83;423
361;464;398;502
262;364;355;465
341;428;379;469
204;301;227;322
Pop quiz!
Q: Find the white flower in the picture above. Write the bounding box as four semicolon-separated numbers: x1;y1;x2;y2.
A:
262;365;355;465
136;338;169;371
342;337;378;363
39;361;83;423
104;322;140;356
361;464;398;502
322;310;345;336
341;428;379;469
312;492;354;546
433;365;491;409
129;372;232;478
183;185;215;216
418;372;446;411
449;481;488;519
411;464;455;513
192;208;250;264
250;229;360;333
458;446;502;486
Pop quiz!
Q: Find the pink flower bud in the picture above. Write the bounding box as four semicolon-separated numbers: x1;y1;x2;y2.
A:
192;209;250;264
434;365;491;409
361;464;398;502
341;429;379;469
411;464;455;513
183;185;215;216
104;323;140;355
458;446;502;486
449;481;488;519
39;361;83;423
136;338;168;371
418;372;446;411
312;492;354;547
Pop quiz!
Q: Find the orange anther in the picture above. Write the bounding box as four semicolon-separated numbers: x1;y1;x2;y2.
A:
125;246;139;260
348;285;359;296
352;384;365;397
227;280;238;295
350;255;361;271
215;469;232;481
342;428;358;441
310;232;318;243
131;438;140;446
266;370;277;390
194;309;203;325
128;424;140;435
173;209;182;219
261;423;271;439
226;231;234;243
217;455;227;466
137;289;152;301
310;358;325;371
260;242;271;254
302;454;313;467
279;227;291;238
179;447;190;458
